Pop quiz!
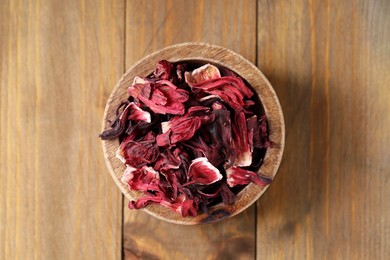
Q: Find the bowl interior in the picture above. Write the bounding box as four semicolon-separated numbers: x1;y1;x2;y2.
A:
101;42;285;225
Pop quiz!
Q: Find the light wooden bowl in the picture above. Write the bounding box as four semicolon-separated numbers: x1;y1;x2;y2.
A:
101;42;285;225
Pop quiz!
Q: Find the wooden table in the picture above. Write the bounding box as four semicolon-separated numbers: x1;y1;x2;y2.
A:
1;0;389;259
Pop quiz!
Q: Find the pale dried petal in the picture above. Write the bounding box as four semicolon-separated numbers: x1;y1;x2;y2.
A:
185;64;221;86
121;165;137;186
161;121;171;133
187;157;223;185
127;102;151;123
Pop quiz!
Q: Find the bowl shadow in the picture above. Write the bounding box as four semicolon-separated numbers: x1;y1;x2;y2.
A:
256;68;337;239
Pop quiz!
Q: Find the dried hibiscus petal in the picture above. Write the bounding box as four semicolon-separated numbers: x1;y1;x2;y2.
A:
160;194;198;217
184;131;227;168
154;148;181;172
220;182;236;205
153;60;173;80
175;63;186;83
247;114;272;149
128;76;189;115
186;157;223;186
184;63;221;85
232;109;252;167
209;102;233;165
259;115;272;148
160;170;181;200
180;199;198;217
226;166;272;188
118;132;159;168
156;106;212;147
99;101;131;140
128;194;163;209
127;102;151;123
122;165;160;191
189;75;254;110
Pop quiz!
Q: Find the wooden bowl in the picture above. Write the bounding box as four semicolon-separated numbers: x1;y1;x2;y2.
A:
101;42;285;225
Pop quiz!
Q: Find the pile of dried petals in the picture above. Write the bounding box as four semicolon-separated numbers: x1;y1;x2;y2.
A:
100;60;272;217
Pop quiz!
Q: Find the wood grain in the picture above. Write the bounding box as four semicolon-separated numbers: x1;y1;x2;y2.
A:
0;0;124;259
123;0;257;259
256;0;390;259
2;0;389;259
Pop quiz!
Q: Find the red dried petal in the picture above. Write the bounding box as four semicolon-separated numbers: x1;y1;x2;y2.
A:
119;132;159;168
190;76;253;110
186;105;211;116
210;87;247;110
160;194;198;217
209;102;233;165
220;182;236;205
124;120;154;141
157;80;189;103
163;117;203;145
150;88;168;106
180;199;198;217
184;135;225;168
122;165;160;191
259;115;272;148
226;166;272;187
244;100;255;108
246;115;271;149
129;189;198;217
153;60;173;80
128;194;162;209
176;63;186;82
187;157;223;185
196;184;224;199
156;107;212;147
183;135;209;158
99;102;132;140
156;129;172;147
176;148;191;181
232;109;252;167
154;149;181;172
246;115;257;152
160;170;180;200
128;77;189;115
183;116;228;168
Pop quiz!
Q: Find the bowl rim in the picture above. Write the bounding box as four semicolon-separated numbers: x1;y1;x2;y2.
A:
101;42;285;225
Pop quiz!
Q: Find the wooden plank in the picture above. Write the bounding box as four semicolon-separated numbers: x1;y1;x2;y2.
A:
123;0;257;259
0;0;124;259
256;0;390;259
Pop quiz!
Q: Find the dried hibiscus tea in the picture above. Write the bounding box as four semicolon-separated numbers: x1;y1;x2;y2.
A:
100;60;272;217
